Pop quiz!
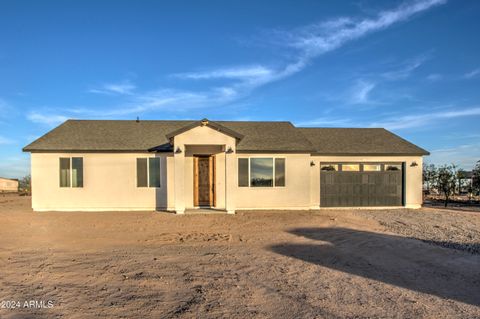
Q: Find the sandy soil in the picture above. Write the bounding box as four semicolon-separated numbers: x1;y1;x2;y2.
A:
0;195;479;318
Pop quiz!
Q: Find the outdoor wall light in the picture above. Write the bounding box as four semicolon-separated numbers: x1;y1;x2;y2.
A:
226;147;234;154
175;147;182;154
410;161;418;167
310;161;316;167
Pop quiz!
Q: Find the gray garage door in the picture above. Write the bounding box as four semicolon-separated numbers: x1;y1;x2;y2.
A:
320;163;404;207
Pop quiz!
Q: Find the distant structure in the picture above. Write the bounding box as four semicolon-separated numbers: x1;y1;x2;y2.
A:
0;177;19;193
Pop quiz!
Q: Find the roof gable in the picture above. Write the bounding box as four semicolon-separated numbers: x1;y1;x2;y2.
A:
165;118;244;140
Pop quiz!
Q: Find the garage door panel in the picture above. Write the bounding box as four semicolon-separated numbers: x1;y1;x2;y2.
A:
320;169;403;207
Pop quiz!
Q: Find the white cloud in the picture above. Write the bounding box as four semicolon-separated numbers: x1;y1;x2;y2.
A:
349;80;376;104
43;0;446;117
428;143;480;169
369;106;480;130
278;0;445;58
295;117;354;127
173;65;274;80
89;82;136;95
463;68;480;79
27;112;69;126
382;54;430;80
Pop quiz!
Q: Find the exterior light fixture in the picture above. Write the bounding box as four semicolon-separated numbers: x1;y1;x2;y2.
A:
175;147;182;154
410;161;418;167
310;161;316;167
226;147;234;154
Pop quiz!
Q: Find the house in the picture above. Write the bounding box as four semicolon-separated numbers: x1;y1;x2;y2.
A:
0;177;19;193
23;119;429;213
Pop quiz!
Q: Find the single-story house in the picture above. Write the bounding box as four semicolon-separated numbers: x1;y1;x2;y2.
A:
23;119;429;213
0;177;19;193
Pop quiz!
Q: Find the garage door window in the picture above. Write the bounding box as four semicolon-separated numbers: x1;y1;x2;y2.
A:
342;164;360;171
321;164;338;171
385;164;402;171
363;164;381;171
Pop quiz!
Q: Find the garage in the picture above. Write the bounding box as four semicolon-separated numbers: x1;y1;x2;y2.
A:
320;163;404;207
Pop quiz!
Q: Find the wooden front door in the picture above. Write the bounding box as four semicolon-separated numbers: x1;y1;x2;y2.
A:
194;156;215;207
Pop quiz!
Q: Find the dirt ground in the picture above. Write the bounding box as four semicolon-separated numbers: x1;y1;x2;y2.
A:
0;195;479;318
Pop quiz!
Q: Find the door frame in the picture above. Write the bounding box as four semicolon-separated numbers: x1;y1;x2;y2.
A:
193;155;216;207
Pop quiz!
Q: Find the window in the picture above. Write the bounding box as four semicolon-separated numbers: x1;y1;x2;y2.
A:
238;158;249;187
251;158;273;187
385;164;402;171
59;158;70;187
137;157;161;188
59;157;83;188
342;164;360;171
363;164;381;171
238;158;286;187
136;158;148;187
149;158;161;187
275;158;285;187
321;164;338;171
72;157;83;187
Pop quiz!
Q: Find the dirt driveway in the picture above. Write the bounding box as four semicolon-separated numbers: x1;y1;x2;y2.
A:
0;195;479;318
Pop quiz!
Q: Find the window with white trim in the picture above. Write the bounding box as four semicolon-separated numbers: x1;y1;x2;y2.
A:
137;157;161;188
238;157;286;187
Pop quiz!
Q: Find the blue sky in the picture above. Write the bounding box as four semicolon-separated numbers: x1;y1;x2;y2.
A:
1;0;479;178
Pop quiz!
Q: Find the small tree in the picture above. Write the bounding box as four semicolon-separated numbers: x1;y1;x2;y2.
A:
19;175;31;195
423;163;437;194
436;165;457;207
473;160;480;196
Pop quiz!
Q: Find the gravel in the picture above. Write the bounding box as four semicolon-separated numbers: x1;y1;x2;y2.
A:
353;208;480;254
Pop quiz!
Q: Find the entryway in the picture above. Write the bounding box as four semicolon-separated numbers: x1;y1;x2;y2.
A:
193;155;216;207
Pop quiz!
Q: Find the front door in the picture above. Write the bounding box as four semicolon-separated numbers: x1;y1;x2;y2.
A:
194;156;215;207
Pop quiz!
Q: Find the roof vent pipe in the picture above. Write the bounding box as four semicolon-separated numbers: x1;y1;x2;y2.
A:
136;116;140;123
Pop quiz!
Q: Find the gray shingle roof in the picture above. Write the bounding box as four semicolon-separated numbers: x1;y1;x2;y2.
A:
23;120;314;153
23;119;429;155
298;128;429;155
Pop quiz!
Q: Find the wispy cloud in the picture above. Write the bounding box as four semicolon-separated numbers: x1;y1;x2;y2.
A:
89;81;136;95
27;112;69;126
295;117;355;127
349;80;376;104
295;106;480;130
428;143;480;169
463;68;480;79
109;0;446;115
369;106;480;130
173;65;274;80
381;54;430;80
29;0;446;119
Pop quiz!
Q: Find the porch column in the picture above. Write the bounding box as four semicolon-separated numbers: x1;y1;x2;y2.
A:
174;144;185;214
225;145;236;214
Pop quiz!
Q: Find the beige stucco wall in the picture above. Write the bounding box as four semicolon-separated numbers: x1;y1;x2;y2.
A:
0;178;18;192
311;155;424;208
234;153;312;209
31;153;174;211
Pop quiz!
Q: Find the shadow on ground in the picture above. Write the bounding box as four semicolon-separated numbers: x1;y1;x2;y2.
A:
270;227;480;306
